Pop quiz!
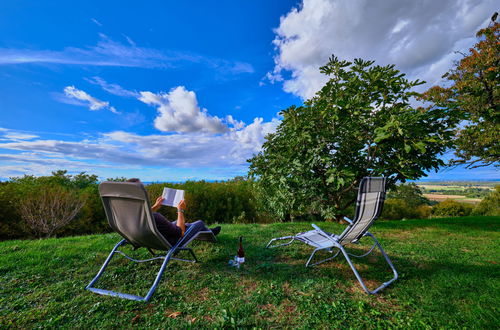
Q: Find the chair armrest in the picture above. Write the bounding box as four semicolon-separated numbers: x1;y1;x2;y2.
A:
343;216;353;225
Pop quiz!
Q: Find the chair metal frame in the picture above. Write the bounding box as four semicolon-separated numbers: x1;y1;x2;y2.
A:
266;221;398;294
86;224;205;302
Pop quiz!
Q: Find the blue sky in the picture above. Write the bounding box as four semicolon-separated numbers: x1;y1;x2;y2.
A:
0;0;498;181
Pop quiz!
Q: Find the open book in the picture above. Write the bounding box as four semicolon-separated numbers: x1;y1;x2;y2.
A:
161;188;185;207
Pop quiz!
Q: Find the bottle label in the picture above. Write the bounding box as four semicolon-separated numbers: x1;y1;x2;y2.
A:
237;257;245;263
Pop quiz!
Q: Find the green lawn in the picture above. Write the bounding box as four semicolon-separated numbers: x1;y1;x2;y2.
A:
1;217;499;328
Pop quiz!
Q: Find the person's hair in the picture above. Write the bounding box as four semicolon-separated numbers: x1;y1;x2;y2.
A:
127;178;141;183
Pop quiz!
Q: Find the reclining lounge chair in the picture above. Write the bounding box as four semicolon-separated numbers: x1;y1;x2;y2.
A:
266;177;398;294
86;182;216;302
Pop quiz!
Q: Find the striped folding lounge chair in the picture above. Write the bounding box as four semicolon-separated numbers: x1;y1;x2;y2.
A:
86;182;216;302
266;177;398;294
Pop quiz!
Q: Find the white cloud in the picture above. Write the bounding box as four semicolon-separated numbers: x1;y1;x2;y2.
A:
232;117;280;152
85;76;139;98
3;132;38;140
63;86;119;114
270;0;498;99
226;115;245;130
0;112;280;173
139;86;228;134
0;34;254;76
91;18;103;27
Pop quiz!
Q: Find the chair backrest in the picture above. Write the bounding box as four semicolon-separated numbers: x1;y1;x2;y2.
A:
338;177;386;244
99;182;171;251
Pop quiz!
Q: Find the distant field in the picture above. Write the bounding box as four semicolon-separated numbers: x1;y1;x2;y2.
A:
417;181;498;188
423;193;482;204
417;181;498;204
419;184;494;191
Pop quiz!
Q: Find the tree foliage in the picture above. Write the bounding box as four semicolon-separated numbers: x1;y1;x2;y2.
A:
421;22;499;168
386;183;431;207
472;185;500;216
431;199;474;217
249;56;458;220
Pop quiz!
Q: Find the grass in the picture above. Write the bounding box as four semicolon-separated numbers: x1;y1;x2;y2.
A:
1;216;499;328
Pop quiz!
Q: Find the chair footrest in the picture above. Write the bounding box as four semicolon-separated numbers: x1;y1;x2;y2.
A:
86;287;145;301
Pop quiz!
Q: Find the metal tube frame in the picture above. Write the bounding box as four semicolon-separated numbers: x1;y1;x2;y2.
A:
266;231;398;294
86;226;199;302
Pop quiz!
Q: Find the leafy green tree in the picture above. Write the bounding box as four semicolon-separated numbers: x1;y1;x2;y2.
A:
472;185;500;216
249;56;458;221
387;183;431;207
421;22;499;168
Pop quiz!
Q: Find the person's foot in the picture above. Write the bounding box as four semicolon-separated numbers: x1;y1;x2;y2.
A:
210;226;221;236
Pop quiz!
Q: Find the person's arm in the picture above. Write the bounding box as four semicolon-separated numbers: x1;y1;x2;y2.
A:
152;196;164;212
176;200;186;236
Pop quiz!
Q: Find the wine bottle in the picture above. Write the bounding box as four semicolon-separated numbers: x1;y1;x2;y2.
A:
237;236;245;264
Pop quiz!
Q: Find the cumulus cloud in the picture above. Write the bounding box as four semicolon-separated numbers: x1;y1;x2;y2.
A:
232;117;280;152
226;115;245;130
63;86;119;113
270;0;498;99
0;111;280;173
139;86;229;134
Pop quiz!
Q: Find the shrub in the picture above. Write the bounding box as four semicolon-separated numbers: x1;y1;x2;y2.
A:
19;186;85;238
0;182;26;239
415;204;432;219
143;179;263;225
432;199;474;217
381;199;410;220
472;185;500;216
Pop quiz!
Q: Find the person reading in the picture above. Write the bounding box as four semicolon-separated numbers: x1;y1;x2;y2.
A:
127;178;221;245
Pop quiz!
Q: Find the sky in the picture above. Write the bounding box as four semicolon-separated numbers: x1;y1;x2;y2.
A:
0;0;498;182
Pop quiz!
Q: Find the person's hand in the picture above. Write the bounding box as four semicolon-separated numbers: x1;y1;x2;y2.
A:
152;196;164;211
177;199;186;212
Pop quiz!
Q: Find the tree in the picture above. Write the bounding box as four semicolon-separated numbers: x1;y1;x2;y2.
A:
249;56;458;221
20;186;85;238
421;22;499;168
387;183;431;207
472;185;500;216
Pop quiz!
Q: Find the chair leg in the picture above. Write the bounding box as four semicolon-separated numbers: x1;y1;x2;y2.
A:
171;247;198;263
85;239;126;293
266;235;297;249
143;249;175;302
338;234;398;294
86;240;179;302
306;247;341;267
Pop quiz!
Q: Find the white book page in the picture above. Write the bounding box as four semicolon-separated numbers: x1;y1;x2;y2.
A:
161;188;185;207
